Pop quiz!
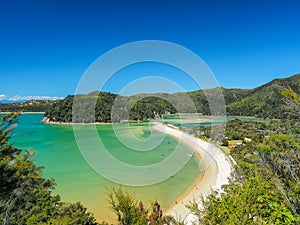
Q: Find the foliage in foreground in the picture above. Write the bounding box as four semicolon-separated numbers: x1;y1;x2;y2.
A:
0;113;98;225
108;187;182;225
188;119;300;224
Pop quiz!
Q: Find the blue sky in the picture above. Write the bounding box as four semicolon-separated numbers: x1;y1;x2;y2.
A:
0;0;300;100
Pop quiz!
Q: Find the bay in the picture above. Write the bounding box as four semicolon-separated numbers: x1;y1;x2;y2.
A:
10;114;201;223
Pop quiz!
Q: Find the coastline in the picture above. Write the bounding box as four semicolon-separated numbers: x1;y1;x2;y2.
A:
152;122;233;224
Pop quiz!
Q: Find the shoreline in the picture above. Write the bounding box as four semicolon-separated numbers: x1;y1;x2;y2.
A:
152;122;233;224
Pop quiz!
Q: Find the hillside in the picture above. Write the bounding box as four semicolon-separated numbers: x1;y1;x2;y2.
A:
188;87;252;115
227;74;300;118
45;92;176;123
1;74;299;120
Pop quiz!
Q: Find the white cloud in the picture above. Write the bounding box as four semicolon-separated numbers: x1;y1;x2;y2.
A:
0;94;64;101
0;94;6;100
9;95;64;101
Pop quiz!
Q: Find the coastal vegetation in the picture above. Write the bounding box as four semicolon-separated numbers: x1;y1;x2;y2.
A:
108;187;182;225
187;118;300;224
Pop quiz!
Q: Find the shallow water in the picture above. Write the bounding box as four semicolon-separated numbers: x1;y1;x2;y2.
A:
10;114;201;223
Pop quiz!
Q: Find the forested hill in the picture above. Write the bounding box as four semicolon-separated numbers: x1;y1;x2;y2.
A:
44;92;177;123
1;74;299;121
226;73;300;118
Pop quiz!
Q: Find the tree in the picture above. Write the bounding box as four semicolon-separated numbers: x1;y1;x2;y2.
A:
108;187;182;225
0;113;98;225
109;187;148;225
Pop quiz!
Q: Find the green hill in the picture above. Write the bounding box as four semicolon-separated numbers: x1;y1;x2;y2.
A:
44;92;176;123
187;87;252;115
227;74;300;118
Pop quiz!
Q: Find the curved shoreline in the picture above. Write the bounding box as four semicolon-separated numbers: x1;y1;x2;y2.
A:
152;122;233;224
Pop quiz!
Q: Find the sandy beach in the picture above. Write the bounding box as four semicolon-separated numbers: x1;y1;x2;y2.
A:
153;122;233;224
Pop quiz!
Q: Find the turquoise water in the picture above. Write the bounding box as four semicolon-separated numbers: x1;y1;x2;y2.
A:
10;114;201;223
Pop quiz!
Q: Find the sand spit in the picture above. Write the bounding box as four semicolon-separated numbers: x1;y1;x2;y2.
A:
152;122;234;224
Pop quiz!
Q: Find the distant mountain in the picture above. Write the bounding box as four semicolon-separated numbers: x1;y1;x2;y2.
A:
0;100;55;112
1;74;299;120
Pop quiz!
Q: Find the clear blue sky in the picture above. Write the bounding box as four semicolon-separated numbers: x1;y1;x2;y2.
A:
1;0;300;99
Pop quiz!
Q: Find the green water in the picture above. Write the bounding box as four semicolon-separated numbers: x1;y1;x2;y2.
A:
11;114;201;223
